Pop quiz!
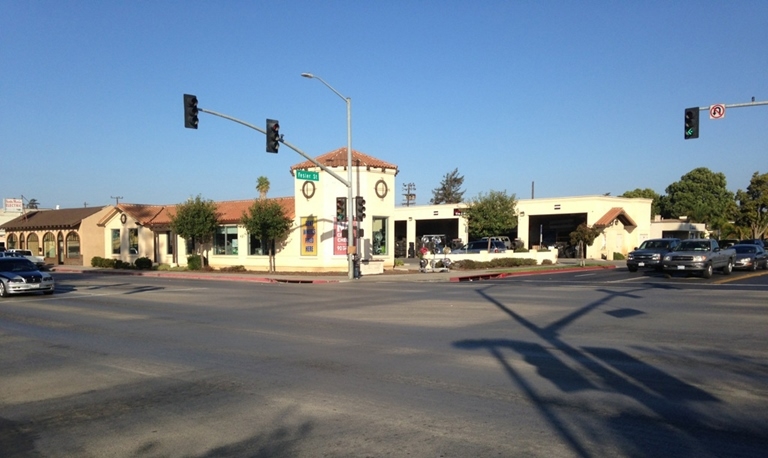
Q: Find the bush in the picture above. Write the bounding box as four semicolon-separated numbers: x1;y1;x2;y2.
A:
135;257;153;270
393;259;404;267
514;247;529;253
613;252;626;260
114;260;131;269
187;254;202;271
220;265;246;272
91;256;104;267
541;259;554;265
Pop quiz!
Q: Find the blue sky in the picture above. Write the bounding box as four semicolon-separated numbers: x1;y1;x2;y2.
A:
2;1;767;209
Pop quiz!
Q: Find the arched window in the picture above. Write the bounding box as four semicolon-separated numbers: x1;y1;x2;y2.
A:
20;234;25;249
43;232;56;258
66;232;80;258
7;234;16;249
27;233;40;256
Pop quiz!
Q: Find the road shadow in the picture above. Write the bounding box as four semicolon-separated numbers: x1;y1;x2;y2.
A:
453;285;768;457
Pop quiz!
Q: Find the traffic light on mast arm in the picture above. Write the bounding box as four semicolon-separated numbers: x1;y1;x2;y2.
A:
684;107;699;140
184;94;199;129
336;197;347;222
266;119;280;153
355;196;366;221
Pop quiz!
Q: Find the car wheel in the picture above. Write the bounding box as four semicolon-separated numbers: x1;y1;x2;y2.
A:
627;266;638;273
44;290;54;295
722;260;733;275
0;282;7;298
702;263;713;279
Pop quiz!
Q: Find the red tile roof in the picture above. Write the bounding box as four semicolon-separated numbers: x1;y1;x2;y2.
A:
115;197;296;227
290;147;398;174
594;207;637;228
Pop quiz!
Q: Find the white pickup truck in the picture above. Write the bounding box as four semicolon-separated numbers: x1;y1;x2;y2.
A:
8;249;46;269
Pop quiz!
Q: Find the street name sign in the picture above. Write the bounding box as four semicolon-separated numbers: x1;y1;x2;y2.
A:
296;170;319;181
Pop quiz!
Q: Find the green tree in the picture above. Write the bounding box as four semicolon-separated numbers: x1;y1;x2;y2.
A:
241;199;293;272
664;167;737;226
735;171;768;239
256;176;270;200
620;188;661;218
430;168;465;204
463;190;517;239
569;223;603;267
169;195;220;268
26;198;39;209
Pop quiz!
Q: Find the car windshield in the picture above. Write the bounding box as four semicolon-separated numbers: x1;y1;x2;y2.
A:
677;241;709;251
639;240;669;249
0;259;37;272
733;245;757;254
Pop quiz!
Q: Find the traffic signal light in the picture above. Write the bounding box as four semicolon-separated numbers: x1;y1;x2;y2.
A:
356;196;366;221
684;107;699;139
335;197;347;221
266;119;280;153
184;94;199;129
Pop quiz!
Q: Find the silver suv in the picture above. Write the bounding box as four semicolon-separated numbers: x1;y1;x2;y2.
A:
454;240;507;254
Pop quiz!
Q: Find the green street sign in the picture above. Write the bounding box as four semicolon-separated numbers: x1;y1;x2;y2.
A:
296;170;319;181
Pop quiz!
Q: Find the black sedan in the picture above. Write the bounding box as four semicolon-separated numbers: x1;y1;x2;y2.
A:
0;258;55;297
732;244;768;271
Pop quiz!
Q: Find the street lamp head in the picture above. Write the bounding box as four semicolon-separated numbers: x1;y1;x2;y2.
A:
300;73;314;79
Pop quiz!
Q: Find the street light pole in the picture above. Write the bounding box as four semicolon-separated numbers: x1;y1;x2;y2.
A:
301;73;355;279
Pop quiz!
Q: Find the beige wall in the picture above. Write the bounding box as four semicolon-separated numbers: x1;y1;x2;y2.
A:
516;195;653;259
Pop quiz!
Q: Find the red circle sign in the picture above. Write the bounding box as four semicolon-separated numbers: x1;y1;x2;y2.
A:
709;104;725;119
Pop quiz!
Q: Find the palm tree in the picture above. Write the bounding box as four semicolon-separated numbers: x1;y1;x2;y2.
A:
256;176;270;200
27;198;39;209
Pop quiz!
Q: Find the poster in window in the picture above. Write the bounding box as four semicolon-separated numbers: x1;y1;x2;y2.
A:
334;221;348;256
300;216;318;256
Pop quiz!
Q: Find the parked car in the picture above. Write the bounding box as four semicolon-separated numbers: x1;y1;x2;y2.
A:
7;249;46;268
0;258;55;297
453;240;507;254
717;239;740;249
626;238;681;272
731;244;768;271
481;236;521;251
662;239;735;279
738;239;766;248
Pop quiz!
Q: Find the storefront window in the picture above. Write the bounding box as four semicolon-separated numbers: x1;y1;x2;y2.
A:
66;232;80;258
372;217;388;255
27;233;40;256
43;232;56;258
248;234;275;256
214;226;238;255
128;228;138;255
111;229;120;254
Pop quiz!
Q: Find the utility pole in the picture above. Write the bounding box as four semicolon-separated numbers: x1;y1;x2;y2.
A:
111;196;123;205
402;183;416;207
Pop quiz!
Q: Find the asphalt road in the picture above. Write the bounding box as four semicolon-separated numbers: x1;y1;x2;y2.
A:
1;271;767;457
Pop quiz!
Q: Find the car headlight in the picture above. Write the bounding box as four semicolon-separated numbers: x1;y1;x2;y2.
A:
692;255;707;262
627;253;635;260
9;277;23;283
651;254;661;260
664;255;671;261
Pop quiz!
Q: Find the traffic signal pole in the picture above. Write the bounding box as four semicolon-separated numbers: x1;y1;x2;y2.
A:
686;98;768;139
190;105;355;278
197;108;351;187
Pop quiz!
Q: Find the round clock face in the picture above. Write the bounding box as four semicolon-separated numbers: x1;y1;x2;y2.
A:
375;179;388;198
302;181;316;199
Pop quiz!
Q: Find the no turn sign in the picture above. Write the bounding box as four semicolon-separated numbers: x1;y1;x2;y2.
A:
709;104;726;119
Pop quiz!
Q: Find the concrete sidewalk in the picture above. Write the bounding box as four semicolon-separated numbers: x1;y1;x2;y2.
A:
51;260;620;284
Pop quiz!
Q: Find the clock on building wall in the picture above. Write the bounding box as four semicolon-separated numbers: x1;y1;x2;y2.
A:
375;179;388;198
301;181;316;199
